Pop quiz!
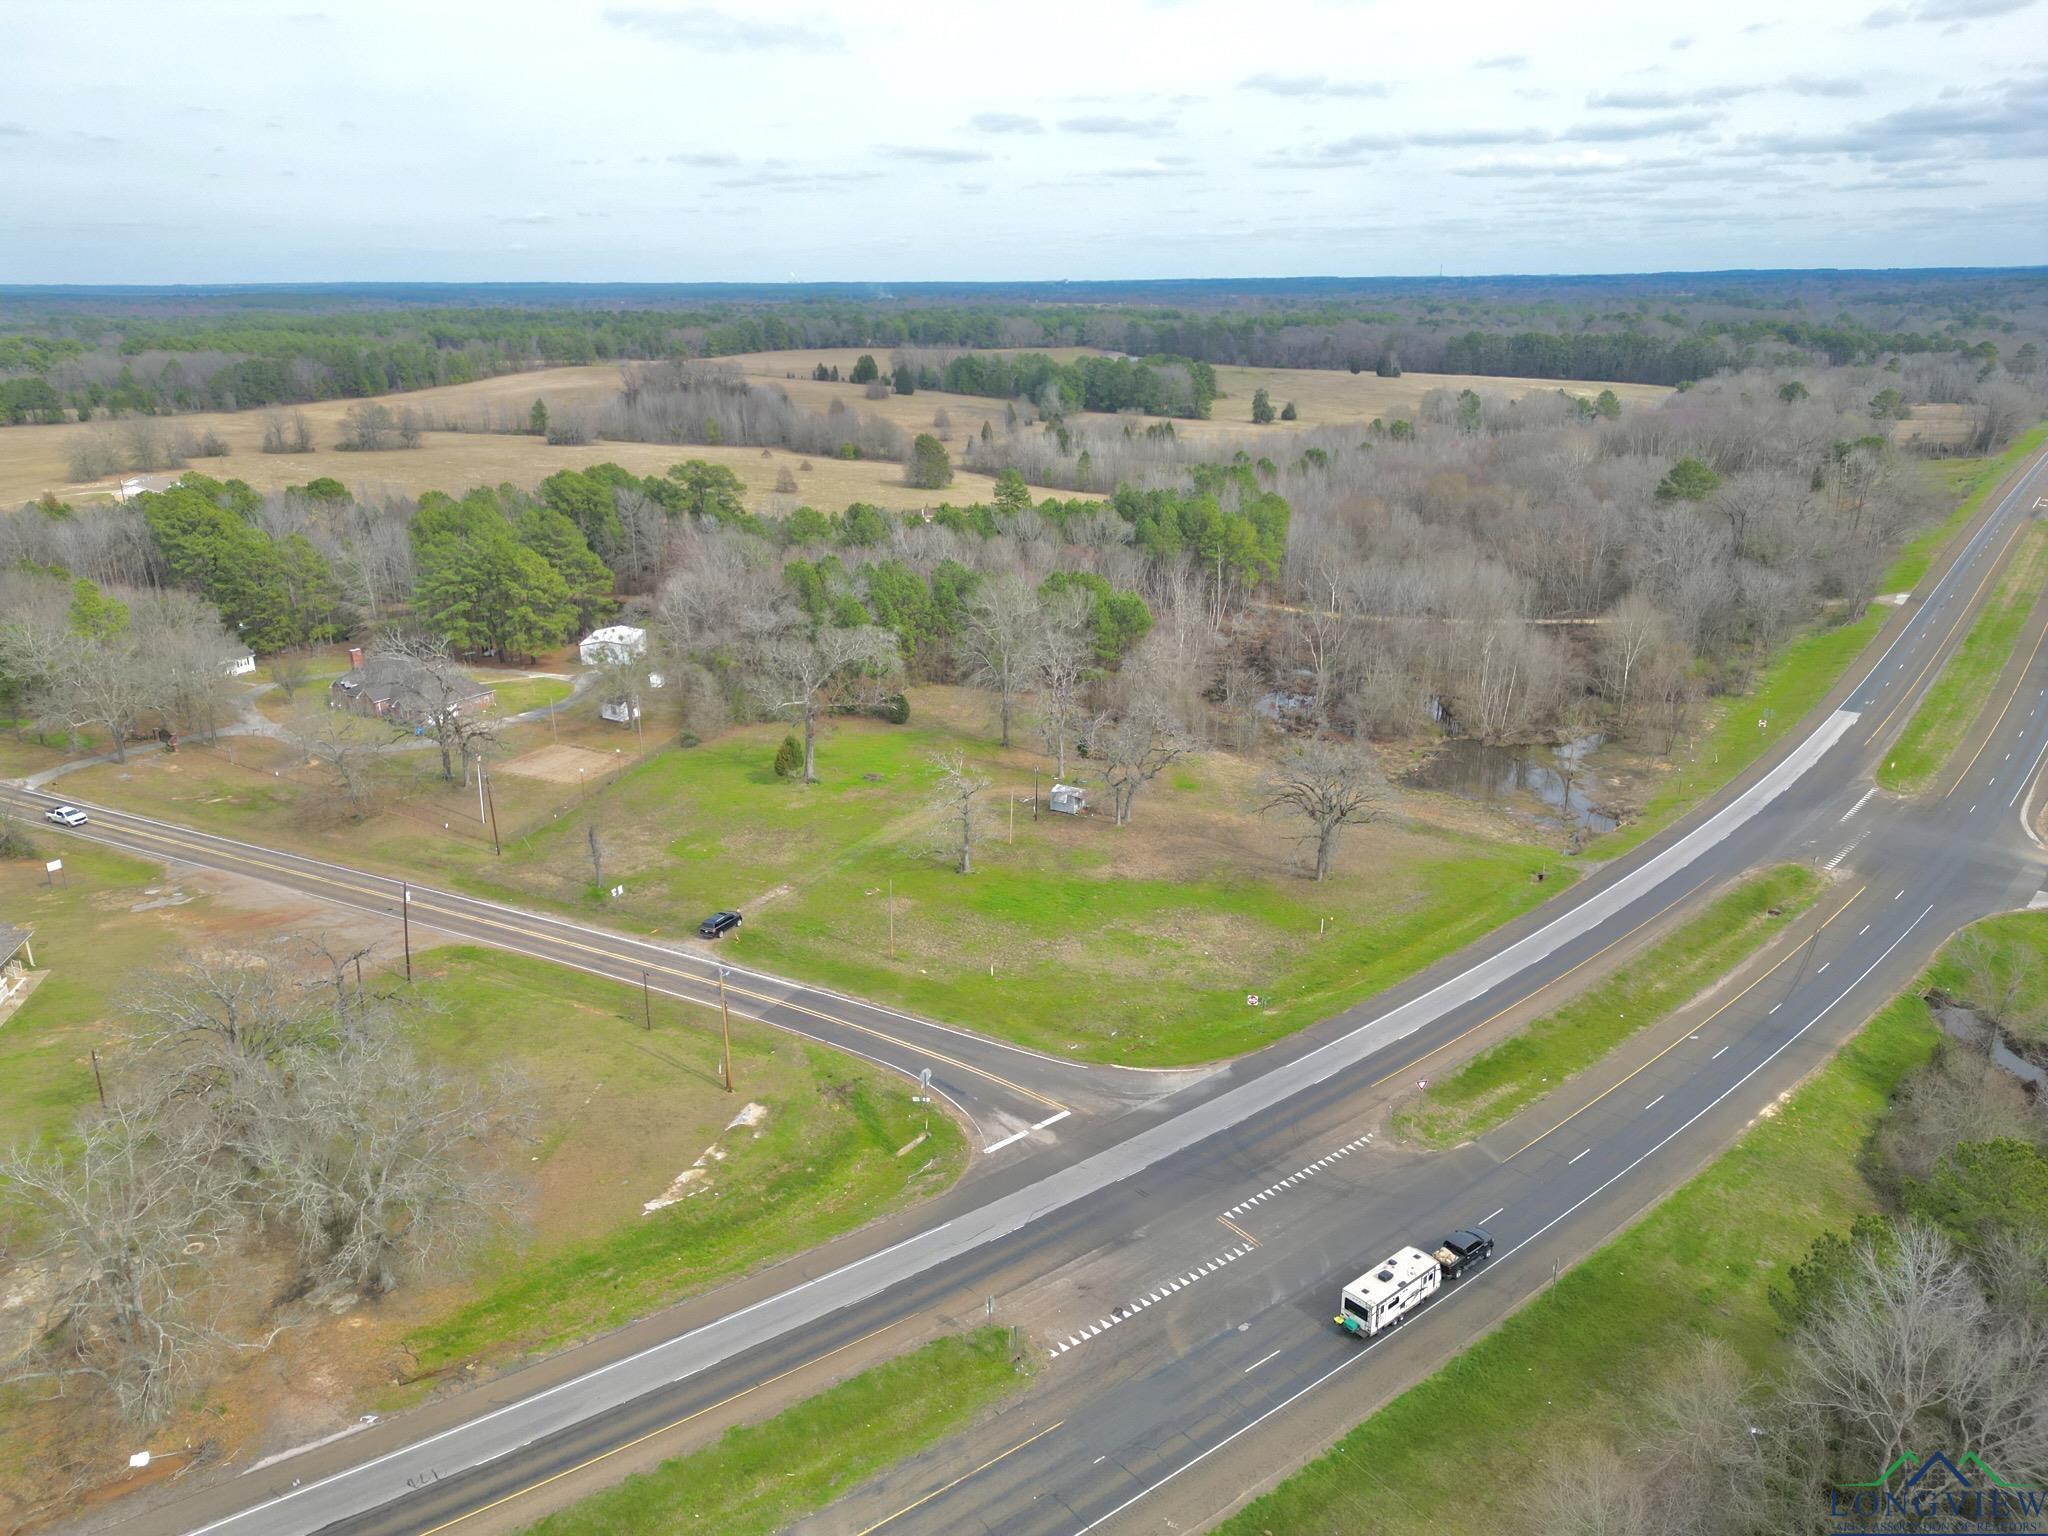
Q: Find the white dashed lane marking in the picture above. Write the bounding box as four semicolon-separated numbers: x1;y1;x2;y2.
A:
1049;1246;1256;1358
1223;1132;1374;1219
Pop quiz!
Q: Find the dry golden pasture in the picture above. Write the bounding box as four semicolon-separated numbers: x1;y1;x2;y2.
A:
0;347;1672;511
724;345;1673;442
0;364;1011;513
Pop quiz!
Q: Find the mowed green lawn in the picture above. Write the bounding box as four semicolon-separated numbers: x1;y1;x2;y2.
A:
465;702;1571;1067
1402;864;1823;1147
402;946;965;1376
525;1329;1027;1536
1877;519;2048;793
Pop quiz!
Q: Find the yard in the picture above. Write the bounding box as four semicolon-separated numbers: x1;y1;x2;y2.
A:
0;840;963;1523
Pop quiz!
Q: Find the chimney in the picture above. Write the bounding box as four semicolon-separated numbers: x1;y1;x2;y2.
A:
348;646;364;670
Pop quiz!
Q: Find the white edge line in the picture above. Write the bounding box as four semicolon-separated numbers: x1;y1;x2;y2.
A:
984;1130;1029;1154
1070;905;1933;1536
187;1222;953;1535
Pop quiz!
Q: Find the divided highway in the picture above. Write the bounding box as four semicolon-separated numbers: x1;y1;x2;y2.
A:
42;443;2048;1536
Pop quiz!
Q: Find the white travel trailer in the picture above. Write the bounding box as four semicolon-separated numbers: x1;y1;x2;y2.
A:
1336;1245;1441;1337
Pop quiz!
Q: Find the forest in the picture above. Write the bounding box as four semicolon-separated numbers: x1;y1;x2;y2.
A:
6;338;2037;794
2;269;2042;423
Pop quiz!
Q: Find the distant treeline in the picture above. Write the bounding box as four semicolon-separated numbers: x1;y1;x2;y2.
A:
2;268;2040;423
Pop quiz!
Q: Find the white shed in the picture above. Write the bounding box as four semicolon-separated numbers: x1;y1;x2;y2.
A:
222;652;257;678
1048;783;1086;816
579;625;647;667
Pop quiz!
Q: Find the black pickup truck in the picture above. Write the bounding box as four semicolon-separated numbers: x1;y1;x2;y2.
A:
1431;1226;1495;1279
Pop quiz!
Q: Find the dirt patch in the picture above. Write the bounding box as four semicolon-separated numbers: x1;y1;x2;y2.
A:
642;1101;769;1214
496;743;619;785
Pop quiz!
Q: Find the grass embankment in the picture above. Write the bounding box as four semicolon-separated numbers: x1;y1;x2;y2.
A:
1876;519;2048;794
1219;976;1941;1536
406;948;966;1373
522;1329;1027;1536
1593;422;2048;858
1400;865;1823;1148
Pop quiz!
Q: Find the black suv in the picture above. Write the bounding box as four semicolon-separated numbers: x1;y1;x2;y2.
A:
698;910;743;940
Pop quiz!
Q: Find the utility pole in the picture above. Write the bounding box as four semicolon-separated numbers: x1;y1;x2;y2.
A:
717;965;734;1093
90;1048;106;1108
887;878;895;959
476;752;487;827
401;881;413;982
484;764;501;856
642;970;652;1031
1009;793;1015;844
1033;767;1040;821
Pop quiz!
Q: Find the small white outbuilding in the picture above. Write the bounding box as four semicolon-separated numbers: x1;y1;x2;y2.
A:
1048;783;1086;816
579;625;647;667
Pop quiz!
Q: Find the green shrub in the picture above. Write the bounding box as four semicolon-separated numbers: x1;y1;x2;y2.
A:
773;734;802;778
878;692;910;725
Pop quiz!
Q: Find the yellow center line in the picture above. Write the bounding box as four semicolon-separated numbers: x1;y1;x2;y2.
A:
1501;884;1866;1163
1944;597;2048;797
414;1318;906;1536
1358;876;1712;1098
1863;520;2025;748
33;807;1068;1113
851;1419;1068;1536
1217;1213;1262;1249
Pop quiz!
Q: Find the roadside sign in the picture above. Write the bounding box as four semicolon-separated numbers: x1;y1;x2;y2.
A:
914;1066;932;1104
44;860;60;874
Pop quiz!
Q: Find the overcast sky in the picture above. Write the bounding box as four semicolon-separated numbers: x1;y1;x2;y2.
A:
5;0;2044;284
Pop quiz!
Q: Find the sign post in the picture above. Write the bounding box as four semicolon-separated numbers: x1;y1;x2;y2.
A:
44;859;62;888
401;883;413;982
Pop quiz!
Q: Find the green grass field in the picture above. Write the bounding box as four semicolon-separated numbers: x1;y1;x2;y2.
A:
0;845;966;1399
402;946;966;1374
0;840;182;1148
524;1329;1027;1536
1877;520;2048;793
1218;974;1940;1536
461;710;1573;1066
1593;422;2048;859
473;674;574;716
1401;864;1823;1147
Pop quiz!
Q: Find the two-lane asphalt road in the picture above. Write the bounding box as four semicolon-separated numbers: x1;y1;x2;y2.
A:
47;441;2048;1536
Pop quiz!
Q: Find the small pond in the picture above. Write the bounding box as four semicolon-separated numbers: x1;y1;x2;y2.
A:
1404;732;1618;835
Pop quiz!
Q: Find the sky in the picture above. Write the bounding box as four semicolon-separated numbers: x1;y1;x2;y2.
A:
4;0;2045;283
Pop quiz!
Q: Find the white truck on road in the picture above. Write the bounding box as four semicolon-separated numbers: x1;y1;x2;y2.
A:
1336;1226;1495;1337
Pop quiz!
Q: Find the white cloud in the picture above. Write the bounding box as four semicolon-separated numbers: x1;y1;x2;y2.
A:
0;0;2039;280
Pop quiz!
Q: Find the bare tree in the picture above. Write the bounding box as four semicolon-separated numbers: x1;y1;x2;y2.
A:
0;1102;240;1425
1528;1443;1654;1536
292;706;387;820
1951;932;2038;1032
268;651;310;703
1255;738;1389;880
374;634;498;783
1597;592;1670;727
337;402;395;452
750;624;900;783
1782;1223;2009;1481
247;1031;527;1296
1031;588;1094;779
956;574;1039;748
926;751;990;874
1085;701;1196;827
